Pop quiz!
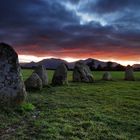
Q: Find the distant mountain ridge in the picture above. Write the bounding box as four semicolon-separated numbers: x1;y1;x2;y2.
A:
21;58;119;69
133;64;140;68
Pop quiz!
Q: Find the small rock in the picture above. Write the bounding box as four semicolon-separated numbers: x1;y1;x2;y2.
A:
102;72;112;81
25;73;42;90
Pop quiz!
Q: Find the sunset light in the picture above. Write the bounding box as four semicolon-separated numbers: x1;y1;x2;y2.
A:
19;55;140;66
1;0;140;66
0;0;140;139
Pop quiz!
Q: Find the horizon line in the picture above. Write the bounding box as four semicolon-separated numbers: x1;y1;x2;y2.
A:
18;55;140;66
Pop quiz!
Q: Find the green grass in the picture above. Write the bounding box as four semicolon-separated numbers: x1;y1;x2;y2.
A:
0;70;140;140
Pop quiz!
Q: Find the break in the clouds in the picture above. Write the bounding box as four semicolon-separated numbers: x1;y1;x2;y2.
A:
0;0;140;64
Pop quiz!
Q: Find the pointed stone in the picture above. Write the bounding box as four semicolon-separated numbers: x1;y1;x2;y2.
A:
25;73;42;90
0;43;26;105
34;65;48;87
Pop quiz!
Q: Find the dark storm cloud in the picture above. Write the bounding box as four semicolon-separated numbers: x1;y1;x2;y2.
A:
82;0;140;14
0;0;79;45
0;0;140;61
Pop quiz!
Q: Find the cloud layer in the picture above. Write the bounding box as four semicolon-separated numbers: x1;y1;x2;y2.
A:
0;0;140;62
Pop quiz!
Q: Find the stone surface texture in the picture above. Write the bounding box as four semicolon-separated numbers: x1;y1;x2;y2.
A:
73;61;94;83
0;43;26;105
52;63;68;86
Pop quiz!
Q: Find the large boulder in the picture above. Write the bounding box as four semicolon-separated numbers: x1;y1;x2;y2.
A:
0;43;26;105
73;61;94;82
125;65;135;81
25;73;42;90
102;72;112;81
34;65;48;87
52;63;68;86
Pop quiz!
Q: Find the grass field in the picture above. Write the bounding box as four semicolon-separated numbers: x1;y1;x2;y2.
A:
0;70;140;140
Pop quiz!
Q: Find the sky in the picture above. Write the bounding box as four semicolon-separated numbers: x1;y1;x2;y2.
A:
0;0;140;65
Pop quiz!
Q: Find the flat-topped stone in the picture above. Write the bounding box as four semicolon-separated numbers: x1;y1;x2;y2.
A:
125;65;135;81
52;63;68;86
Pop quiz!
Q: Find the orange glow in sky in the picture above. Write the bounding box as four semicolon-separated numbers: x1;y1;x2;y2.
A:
19;55;140;66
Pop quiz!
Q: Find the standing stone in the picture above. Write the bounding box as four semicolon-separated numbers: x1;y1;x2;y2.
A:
0;43;26;105
52;63;68;86
102;72;112;81
73;61;94;83
34;65;48;87
125;65;135;81
25;73;42;90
